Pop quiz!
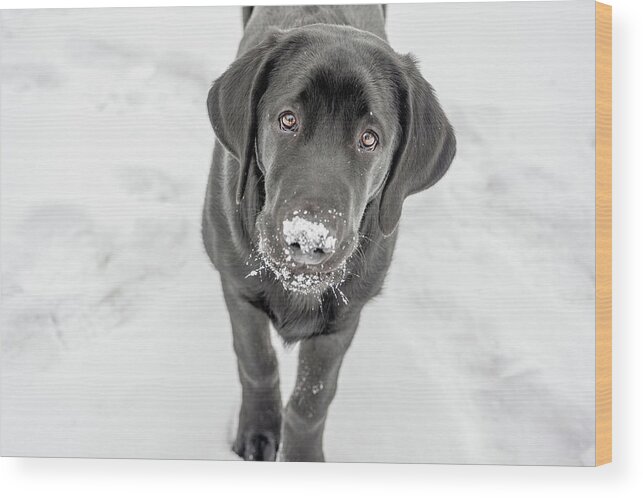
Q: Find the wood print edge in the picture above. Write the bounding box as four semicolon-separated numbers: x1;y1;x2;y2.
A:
595;1;612;467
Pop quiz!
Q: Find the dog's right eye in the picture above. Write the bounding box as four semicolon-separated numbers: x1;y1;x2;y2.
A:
279;111;299;132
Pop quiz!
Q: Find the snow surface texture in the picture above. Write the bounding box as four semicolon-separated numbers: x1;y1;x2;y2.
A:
0;2;596;464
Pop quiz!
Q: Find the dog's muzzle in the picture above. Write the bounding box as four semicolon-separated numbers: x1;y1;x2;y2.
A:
282;214;338;265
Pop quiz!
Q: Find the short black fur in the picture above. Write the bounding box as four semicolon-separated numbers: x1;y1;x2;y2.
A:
202;4;455;462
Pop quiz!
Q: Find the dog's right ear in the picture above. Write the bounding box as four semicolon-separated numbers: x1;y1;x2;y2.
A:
207;31;283;204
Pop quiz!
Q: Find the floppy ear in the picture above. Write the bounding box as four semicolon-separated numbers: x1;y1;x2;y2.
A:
378;55;456;236
207;32;282;204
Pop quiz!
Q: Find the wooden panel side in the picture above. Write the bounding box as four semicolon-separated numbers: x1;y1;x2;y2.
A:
595;1;612;467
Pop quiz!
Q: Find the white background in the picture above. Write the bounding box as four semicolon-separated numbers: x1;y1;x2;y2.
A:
0;0;640;495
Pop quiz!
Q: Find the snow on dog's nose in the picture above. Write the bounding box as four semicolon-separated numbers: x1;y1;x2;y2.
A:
282;215;337;266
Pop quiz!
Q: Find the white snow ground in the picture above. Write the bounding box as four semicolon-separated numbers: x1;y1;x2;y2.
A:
0;2;596;464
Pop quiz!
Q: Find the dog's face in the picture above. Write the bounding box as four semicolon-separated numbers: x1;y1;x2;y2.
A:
208;26;455;294
251;37;401;292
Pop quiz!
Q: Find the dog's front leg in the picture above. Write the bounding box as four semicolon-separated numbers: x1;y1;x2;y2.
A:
221;278;282;461
280;315;359;462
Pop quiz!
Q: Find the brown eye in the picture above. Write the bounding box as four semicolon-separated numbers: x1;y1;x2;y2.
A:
359;130;379;151
279;111;298;131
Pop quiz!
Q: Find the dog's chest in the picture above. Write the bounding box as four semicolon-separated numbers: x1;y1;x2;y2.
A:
248;284;344;343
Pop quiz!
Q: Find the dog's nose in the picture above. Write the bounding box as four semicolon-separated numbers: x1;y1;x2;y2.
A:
282;214;338;266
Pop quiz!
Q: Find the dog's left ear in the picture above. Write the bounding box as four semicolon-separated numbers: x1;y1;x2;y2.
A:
378;55;456;236
207;31;283;204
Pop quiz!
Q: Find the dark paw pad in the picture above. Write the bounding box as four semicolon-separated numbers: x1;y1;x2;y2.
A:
233;432;278;461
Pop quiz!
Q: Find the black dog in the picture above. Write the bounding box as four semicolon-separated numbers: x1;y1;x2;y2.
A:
203;5;455;462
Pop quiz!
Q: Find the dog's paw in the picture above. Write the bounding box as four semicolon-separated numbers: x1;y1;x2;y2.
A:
233;431;279;461
278;438;324;462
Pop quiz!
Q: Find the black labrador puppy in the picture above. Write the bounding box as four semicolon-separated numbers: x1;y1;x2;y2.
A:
203;4;455;462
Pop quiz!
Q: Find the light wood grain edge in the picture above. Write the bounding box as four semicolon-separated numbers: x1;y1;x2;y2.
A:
595;1;612;467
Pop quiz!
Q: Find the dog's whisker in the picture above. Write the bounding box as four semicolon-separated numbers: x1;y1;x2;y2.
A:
329;285;340;305
359;233;386;252
335;287;349;305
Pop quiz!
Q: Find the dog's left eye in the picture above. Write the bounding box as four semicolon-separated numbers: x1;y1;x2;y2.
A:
359;130;379;151
279;111;298;132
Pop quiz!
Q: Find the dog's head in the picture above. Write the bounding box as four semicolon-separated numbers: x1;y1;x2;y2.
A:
208;25;455;294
